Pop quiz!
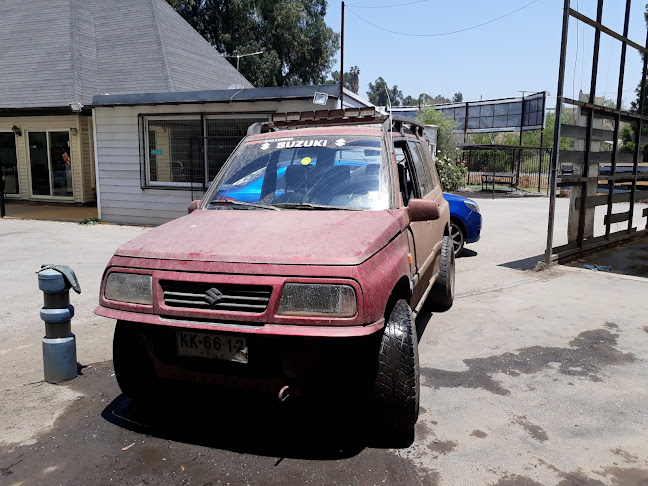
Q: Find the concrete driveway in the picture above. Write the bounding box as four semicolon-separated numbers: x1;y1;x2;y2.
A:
1;198;647;485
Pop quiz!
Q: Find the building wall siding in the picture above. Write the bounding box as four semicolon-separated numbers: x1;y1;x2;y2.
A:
0;114;95;203
94;99;340;225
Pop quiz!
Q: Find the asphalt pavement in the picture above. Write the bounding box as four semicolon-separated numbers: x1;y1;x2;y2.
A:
1;198;647;486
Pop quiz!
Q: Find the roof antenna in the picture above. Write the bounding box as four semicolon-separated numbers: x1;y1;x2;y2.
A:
385;85;394;149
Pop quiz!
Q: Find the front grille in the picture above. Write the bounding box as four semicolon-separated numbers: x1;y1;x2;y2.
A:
160;281;272;313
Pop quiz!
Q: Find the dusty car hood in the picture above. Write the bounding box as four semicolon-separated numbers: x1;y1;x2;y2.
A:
115;209;405;266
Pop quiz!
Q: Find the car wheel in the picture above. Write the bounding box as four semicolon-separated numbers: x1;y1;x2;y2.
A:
113;320;157;400
449;220;465;256
428;235;455;311
374;299;420;442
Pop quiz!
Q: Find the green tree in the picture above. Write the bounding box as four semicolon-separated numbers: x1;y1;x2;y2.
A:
366;77;403;106
328;66;360;93
452;92;463;103
419;93;451;105
329;71;353;91
167;0;340;87
416;107;459;156
402;95;418;106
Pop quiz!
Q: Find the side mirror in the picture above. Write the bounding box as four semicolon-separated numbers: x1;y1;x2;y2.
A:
407;199;440;222
188;200;202;214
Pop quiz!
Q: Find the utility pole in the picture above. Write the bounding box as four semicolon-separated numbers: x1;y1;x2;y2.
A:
340;1;345;108
518;90;528;146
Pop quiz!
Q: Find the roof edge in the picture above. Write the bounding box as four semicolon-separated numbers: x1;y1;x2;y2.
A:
92;84;342;107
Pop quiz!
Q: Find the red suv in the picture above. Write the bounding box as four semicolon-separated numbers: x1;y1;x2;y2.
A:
96;110;454;437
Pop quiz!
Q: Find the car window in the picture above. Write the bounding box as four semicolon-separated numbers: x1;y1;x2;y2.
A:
394;141;420;206
418;141;441;190
407;141;432;196
206;135;390;210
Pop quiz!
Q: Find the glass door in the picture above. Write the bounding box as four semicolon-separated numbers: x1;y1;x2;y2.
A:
50;132;72;197
29;131;72;197
0;133;19;194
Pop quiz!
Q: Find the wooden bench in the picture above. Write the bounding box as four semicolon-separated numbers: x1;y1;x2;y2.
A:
481;172;517;191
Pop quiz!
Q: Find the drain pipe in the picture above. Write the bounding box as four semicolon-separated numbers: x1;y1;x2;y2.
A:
37;267;81;383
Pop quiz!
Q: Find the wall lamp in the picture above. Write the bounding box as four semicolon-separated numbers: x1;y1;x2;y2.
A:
12;125;22;136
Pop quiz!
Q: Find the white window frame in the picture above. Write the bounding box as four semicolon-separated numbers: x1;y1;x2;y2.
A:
26;129;74;200
143;113;271;189
144;115;202;189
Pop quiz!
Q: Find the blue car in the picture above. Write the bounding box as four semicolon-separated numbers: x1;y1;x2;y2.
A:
443;193;482;256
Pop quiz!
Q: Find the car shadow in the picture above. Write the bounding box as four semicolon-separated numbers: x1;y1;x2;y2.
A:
458;248;478;258
498;254;544;271
102;384;399;460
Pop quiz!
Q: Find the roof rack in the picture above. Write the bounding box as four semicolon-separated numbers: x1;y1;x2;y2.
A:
247;108;425;137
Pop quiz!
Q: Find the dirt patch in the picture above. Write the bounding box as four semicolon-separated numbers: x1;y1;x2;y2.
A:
470;429;488;438
539;458;648;486
604;322;619;330
513;416;548;442
491;474;544;486
0;361;433;486
426;439;458;457
421;328;635;395
610;448;639;464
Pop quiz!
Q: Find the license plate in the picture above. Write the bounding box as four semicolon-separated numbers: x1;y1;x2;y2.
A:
176;331;248;364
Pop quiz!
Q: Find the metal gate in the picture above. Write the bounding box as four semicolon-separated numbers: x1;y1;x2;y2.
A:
545;0;648;263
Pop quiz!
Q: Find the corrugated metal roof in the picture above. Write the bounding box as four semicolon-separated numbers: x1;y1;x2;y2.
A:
92;84;343;107
0;0;252;109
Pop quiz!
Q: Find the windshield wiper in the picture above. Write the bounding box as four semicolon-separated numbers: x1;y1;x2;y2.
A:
209;199;280;210
271;202;361;211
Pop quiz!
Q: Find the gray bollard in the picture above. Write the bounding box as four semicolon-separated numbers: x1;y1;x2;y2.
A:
38;269;78;383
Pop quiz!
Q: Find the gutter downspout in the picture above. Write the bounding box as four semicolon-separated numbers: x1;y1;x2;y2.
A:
91;108;101;220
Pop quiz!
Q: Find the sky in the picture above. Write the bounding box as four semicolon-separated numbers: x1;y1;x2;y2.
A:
323;0;647;108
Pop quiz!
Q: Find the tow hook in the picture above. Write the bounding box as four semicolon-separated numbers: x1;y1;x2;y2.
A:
278;385;290;402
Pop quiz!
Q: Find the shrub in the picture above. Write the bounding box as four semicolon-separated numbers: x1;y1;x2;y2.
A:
435;153;467;192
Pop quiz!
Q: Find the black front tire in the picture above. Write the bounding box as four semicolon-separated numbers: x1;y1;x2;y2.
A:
374;299;420;441
428;235;455;310
113;320;158;400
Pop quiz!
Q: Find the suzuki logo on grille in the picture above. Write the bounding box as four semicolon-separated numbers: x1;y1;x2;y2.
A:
205;288;224;306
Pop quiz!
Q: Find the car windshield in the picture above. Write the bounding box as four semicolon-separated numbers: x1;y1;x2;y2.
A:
205;135;390;210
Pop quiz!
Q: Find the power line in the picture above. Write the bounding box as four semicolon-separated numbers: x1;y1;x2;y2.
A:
346;0;431;9
346;0;540;38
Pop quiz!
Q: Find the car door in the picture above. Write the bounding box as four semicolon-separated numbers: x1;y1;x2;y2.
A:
394;140;435;297
409;140;447;275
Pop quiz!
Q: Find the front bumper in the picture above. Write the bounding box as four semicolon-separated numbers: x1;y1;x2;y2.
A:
95;305;384;338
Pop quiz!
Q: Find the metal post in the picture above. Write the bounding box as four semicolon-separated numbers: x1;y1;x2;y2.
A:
539;129;544;194
519;92;526;146
38;269;79;383
492;148;496;199
0;172;5;218
545;0;571;265
627;21;648;233
606;0;632;238
340;1;345;108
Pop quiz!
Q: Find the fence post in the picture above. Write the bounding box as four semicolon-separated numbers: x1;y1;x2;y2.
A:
538;147;543;194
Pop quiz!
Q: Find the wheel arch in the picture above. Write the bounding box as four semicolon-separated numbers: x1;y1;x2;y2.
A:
384;275;411;319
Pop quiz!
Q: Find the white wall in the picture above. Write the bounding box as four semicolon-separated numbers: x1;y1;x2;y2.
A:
94;98;341;225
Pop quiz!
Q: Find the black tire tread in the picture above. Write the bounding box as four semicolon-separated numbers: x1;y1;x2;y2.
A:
375;299;420;432
113;321;157;399
429;235;455;310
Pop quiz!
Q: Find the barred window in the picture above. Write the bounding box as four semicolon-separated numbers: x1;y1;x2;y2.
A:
143;114;268;189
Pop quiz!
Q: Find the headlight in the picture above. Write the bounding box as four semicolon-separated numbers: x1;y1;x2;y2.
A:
105;272;153;305
278;283;357;317
464;200;480;213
